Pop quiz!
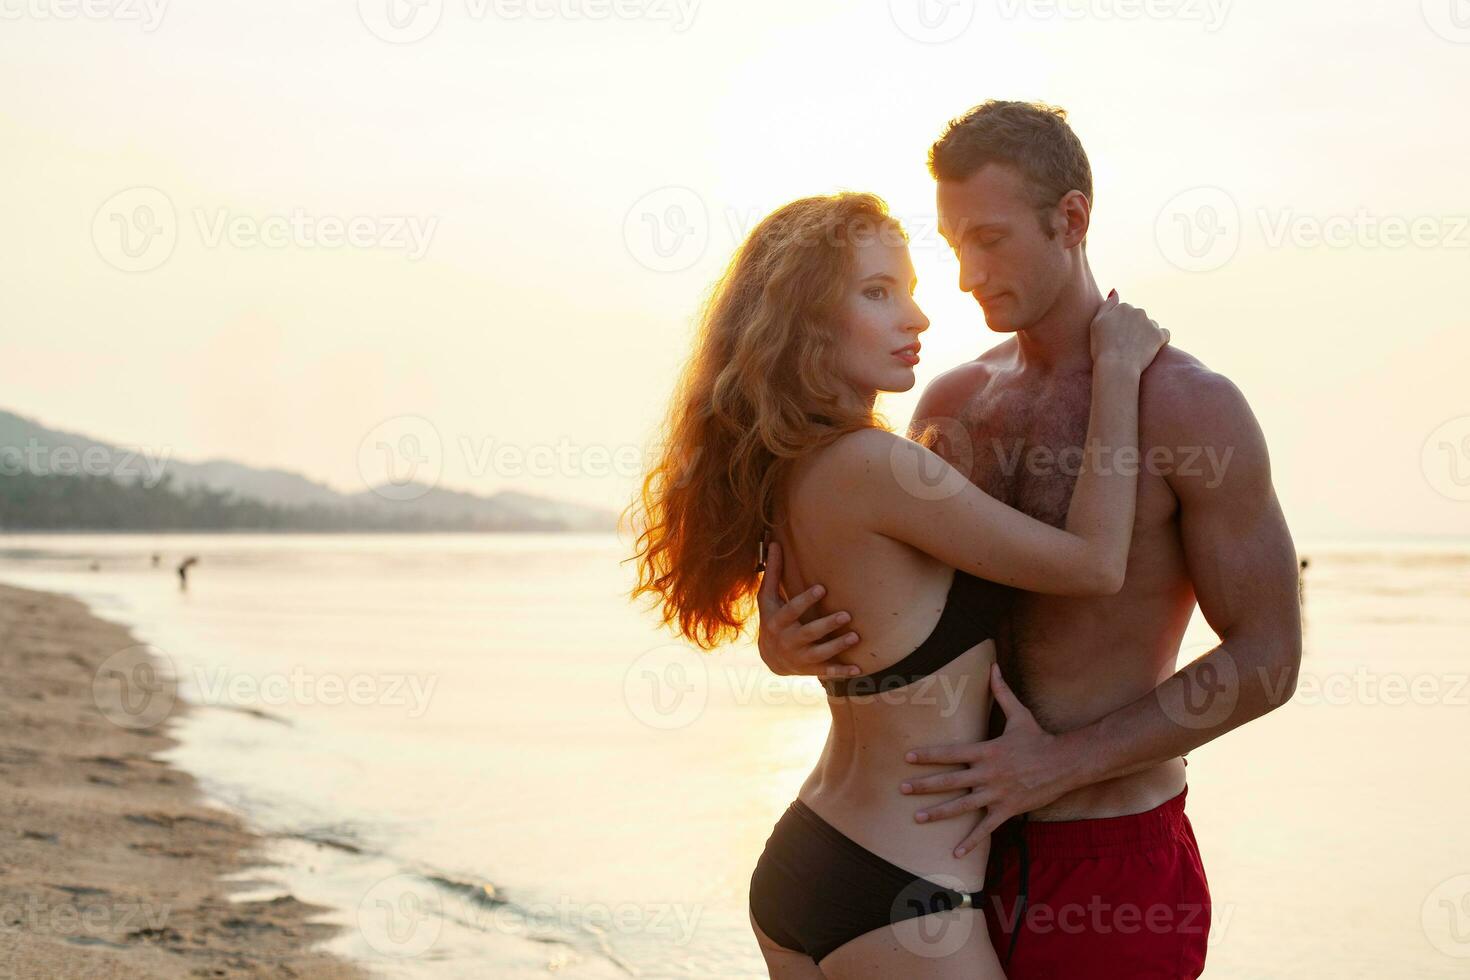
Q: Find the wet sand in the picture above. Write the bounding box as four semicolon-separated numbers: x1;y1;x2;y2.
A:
0;582;365;979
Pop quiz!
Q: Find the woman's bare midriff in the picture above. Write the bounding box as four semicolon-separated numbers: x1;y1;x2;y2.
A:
771;479;1005;892
796;641;998;894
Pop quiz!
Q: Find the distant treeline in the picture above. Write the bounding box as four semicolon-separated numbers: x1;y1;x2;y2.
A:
0;472;563;532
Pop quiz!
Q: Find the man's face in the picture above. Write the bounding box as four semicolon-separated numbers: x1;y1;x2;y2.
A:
936;163;1072;334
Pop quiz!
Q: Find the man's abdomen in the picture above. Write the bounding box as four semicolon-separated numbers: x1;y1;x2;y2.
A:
1005;576;1195;822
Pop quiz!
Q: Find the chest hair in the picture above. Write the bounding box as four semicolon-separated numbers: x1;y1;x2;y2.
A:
936;369;1095;721
962;370;1093;528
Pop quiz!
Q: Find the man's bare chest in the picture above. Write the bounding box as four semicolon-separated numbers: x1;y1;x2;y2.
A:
954;375;1094;529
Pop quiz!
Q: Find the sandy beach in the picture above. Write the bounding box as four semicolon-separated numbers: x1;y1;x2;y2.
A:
0;582;365;979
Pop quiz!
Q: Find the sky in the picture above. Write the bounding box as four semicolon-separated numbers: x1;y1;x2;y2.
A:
2;0;1468;539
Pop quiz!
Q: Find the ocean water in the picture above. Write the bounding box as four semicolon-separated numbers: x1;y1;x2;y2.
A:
0;533;1466;978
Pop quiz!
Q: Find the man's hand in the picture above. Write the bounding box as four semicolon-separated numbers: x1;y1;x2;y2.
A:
756;541;862;679
901;664;1078;858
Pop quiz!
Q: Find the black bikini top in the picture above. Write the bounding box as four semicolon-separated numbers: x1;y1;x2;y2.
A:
820;570;1011;697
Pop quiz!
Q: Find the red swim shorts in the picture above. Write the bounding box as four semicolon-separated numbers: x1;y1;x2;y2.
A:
982;785;1211;979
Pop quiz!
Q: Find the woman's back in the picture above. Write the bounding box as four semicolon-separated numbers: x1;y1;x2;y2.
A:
773;436;1008;887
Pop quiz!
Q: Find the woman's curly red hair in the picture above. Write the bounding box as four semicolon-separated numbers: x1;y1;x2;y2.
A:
626;192;904;649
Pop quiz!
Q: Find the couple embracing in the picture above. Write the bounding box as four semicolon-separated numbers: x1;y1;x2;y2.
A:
632;100;1301;978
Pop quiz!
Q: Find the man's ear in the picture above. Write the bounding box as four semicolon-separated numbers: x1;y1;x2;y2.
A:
1058;189;1091;249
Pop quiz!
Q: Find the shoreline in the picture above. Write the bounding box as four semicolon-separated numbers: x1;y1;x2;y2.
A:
0;581;367;979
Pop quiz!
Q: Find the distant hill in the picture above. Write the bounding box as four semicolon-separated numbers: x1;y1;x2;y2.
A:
0;408;616;532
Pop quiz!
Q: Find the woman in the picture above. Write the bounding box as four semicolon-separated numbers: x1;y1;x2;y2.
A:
629;193;1165;978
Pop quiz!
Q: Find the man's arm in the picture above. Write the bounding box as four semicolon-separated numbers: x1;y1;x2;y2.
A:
1064;369;1302;777
904;367;1302;855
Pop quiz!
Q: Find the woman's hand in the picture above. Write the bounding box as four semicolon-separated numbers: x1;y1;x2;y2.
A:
1090;290;1169;373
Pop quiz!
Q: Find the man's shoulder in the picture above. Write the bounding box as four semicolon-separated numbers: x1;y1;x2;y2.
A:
1141;345;1254;434
1140;346;1270;493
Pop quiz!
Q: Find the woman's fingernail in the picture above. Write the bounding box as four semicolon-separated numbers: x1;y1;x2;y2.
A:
900;783;912;793
916;812;928;822
905;752;917;763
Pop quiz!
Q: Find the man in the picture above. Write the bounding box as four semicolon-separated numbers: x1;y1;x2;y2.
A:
756;101;1302;978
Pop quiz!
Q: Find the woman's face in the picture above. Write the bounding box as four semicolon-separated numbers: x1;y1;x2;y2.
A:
833;237;931;398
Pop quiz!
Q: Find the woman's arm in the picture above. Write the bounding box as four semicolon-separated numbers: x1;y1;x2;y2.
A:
846;297;1166;596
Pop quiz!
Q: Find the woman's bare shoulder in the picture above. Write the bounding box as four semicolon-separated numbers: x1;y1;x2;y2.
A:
797;428;907;484
784;428;914;525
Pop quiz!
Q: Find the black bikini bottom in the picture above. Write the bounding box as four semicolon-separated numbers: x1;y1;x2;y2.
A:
748;798;985;964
